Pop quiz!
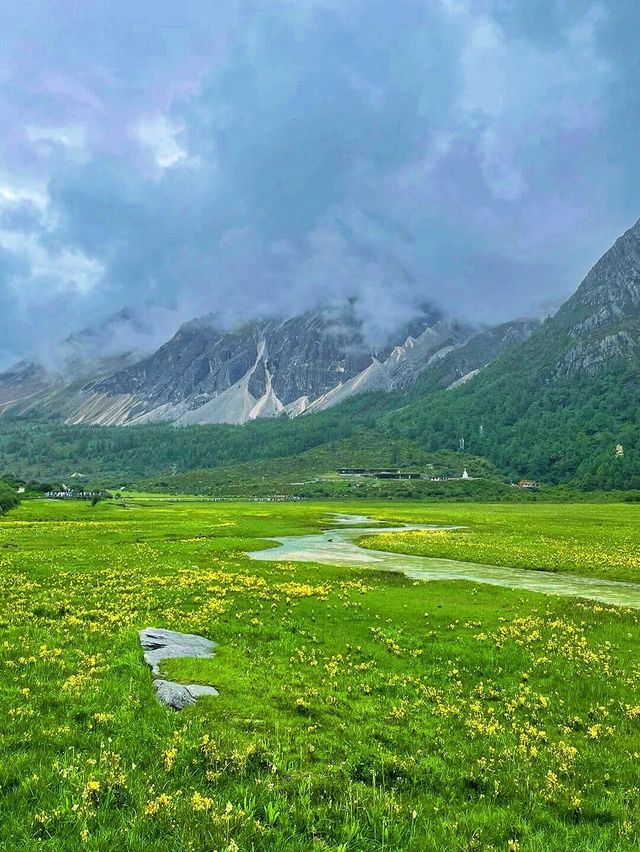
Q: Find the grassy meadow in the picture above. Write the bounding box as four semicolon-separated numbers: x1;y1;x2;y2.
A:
1;497;640;850
359;502;640;582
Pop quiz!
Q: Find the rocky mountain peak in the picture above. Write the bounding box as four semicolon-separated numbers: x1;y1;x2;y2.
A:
536;216;640;379
558;217;640;327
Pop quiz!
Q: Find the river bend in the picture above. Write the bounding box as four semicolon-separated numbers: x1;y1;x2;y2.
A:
249;514;640;609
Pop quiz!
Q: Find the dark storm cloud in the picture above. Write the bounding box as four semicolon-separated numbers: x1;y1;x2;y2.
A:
0;0;638;366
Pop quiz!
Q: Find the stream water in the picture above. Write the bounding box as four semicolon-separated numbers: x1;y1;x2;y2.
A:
249;513;640;609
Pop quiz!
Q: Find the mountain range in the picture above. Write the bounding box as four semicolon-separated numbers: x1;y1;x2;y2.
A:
3;215;640;491
0;303;537;426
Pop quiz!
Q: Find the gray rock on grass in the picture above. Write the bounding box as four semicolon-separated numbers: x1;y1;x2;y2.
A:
139;627;218;710
139;627;217;675
153;679;219;710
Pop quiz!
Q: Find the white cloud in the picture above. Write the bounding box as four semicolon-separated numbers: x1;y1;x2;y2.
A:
26;124;87;155
0;229;103;296
0;0;633;365
0;179;48;210
135;115;187;169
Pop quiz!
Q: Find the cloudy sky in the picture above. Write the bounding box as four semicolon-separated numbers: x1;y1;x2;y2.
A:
0;0;638;367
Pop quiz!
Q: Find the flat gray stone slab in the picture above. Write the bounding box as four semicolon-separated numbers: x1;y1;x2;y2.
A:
153;679;219;710
139;627;217;675
139;627;218;710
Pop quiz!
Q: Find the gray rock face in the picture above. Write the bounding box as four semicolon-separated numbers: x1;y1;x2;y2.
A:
0;301;554;426
5;220;640;426
0;309;149;419
64;305;480;425
547;216;640;378
90;310;377;413
0;296;544;426
562;217;640;317
139;627;218;709
555;331;636;378
303;317;475;414
420;319;541;391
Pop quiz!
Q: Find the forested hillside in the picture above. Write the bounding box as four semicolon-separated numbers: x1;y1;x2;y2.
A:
390;218;640;490
143;431;505;499
394;355;640;489
0;396;389;483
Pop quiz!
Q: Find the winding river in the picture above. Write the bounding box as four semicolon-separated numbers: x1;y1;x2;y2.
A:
249;513;640;609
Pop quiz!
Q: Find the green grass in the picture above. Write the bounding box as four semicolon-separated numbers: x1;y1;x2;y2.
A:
1;498;640;850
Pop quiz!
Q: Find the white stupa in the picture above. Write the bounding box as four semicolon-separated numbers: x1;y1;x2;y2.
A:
462;468;469;479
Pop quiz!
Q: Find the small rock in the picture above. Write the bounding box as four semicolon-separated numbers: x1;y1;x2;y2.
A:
153;679;219;710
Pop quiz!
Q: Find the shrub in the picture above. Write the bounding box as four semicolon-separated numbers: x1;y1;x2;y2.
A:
0;480;19;514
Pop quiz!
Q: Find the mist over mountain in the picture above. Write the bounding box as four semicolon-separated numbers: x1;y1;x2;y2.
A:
1;300;521;425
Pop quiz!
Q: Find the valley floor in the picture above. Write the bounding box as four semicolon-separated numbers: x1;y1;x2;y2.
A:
358;502;640;583
0;498;639;850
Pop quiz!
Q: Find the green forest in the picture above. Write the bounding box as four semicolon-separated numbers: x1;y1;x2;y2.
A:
393;350;640;490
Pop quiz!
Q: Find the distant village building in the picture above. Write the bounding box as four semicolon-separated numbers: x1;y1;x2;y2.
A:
516;479;539;489
431;470;471;482
338;466;475;483
337;468;421;479
374;471;421;480
45;489;110;500
250;495;305;502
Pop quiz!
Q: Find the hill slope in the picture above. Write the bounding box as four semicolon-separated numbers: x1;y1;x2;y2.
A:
389;217;640;489
142;430;508;499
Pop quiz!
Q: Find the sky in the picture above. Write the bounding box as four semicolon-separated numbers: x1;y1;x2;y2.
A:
1;0;639;368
